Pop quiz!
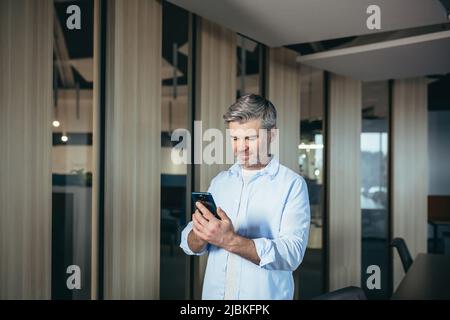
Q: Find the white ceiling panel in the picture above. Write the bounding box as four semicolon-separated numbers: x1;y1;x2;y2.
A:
297;30;450;81
167;0;448;46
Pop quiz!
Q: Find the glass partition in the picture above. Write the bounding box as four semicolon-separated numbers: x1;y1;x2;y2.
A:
296;65;326;299
236;35;263;97
361;81;390;299
160;1;191;299
52;0;95;299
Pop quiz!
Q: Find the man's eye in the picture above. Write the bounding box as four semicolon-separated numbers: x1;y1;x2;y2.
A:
248;137;257;141
232;137;238;141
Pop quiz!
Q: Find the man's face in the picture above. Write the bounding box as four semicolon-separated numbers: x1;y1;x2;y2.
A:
229;119;272;167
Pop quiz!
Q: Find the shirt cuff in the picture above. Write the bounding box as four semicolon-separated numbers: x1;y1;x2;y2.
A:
252;238;276;267
179;221;208;256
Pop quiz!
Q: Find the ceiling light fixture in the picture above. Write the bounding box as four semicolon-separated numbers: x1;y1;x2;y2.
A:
298;143;324;150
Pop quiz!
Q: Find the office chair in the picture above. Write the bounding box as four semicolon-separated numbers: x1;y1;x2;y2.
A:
313;286;367;300
390;237;413;272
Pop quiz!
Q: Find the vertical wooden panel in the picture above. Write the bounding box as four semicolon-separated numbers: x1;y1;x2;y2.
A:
104;0;161;299
196;17;236;191
267;48;301;173
0;0;53;299
328;73;362;291
91;0;100;299
392;78;428;290
194;17;236;298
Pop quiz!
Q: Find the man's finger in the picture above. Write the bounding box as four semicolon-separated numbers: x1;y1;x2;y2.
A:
193;212;208;227
193;224;207;241
195;201;208;213
192;214;205;231
196;201;216;221
196;210;210;224
216;207;230;222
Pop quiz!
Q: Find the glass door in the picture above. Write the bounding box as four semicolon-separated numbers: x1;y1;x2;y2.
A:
51;0;97;299
360;81;391;299
296;65;327;299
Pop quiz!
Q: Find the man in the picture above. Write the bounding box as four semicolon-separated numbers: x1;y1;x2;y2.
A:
180;94;310;300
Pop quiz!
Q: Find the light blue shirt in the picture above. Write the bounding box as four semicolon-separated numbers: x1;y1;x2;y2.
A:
180;157;310;300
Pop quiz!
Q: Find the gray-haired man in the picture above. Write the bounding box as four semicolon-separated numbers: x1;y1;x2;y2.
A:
180;94;311;299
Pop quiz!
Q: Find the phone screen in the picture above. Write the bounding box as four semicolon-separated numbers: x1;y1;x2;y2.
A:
192;192;221;220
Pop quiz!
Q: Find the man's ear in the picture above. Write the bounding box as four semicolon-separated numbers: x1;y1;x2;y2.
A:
269;128;277;142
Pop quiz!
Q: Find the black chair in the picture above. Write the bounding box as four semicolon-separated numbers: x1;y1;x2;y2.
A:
313;286;367;300
390;237;413;272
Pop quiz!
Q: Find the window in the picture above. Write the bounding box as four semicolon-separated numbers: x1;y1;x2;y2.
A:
236;35;264;97
296;65;326;299
427;75;450;255
361;81;391;299
51;0;96;299
160;1;191;299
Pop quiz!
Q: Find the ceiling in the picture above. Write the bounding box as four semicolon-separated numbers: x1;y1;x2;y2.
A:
167;0;448;47
54;0;450;85
297;30;450;81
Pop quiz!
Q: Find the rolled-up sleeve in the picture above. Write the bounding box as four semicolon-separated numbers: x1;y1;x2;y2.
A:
252;177;310;271
179;221;209;256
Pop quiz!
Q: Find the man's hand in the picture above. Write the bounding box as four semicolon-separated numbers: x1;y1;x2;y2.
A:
192;202;236;249
187;227;208;254
192;201;261;265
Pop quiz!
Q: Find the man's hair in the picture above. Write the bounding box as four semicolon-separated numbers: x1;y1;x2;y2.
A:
223;94;277;129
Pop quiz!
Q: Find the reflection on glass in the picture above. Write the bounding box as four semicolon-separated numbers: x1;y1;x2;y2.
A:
51;0;94;299
236;35;262;97
361;81;390;299
296;65;325;299
160;1;190;299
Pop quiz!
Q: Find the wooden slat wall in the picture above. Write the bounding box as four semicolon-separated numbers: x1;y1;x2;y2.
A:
267;48;301;173
196;17;236;192
328;73;362;291
104;0;162;299
194;17;237;298
392;78;428;290
91;0;100;299
0;0;53;299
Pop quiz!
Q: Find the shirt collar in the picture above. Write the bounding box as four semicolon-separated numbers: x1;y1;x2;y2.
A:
228;156;280;179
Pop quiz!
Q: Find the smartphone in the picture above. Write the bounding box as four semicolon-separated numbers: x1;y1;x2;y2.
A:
191;192;221;220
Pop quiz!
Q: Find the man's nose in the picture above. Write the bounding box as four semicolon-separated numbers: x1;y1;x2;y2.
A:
236;140;249;151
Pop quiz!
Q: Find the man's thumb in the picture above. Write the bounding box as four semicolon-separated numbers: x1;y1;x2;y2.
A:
217;207;228;220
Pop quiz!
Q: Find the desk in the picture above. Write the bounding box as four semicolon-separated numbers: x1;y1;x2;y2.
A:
392;253;450;300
